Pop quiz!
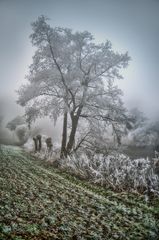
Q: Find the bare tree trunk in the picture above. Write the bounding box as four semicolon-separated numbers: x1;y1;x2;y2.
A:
36;135;42;152
33;137;38;152
66;116;78;154
66;105;83;154
60;112;68;158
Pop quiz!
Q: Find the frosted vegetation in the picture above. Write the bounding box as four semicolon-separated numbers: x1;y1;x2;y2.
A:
0;146;158;239
17;15;131;158
0;15;159;239
0;15;159;197
60;152;159;194
24;138;159;196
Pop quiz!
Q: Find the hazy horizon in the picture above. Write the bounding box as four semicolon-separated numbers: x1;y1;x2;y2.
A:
0;0;159;121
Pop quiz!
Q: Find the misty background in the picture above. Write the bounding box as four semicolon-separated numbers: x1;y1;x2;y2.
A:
0;0;159;139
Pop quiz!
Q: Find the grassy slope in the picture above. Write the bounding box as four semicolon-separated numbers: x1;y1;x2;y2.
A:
0;146;159;240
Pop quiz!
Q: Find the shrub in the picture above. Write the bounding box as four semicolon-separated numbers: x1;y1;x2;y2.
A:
60;151;159;194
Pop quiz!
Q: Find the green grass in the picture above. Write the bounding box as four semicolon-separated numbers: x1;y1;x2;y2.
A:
0;145;159;239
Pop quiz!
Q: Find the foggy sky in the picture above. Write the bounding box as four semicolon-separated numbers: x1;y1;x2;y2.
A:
0;0;159;119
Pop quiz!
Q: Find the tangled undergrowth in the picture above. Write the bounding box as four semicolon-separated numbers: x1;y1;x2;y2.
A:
0;146;159;239
59;151;159;194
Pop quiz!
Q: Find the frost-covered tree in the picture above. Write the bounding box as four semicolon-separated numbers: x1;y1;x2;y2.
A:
129;108;147;130
6;115;26;131
5;115;29;146
17;16;130;157
137;121;159;147
15;125;29;145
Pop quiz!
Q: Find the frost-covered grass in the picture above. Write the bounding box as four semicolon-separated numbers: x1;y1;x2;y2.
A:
60;152;159;194
0;146;159;239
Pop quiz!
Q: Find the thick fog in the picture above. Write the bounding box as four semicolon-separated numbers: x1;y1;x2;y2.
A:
0;0;159;143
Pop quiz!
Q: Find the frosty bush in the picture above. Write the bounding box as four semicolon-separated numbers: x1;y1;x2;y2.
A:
60;151;159;193
15;125;29;145
25;134;159;195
